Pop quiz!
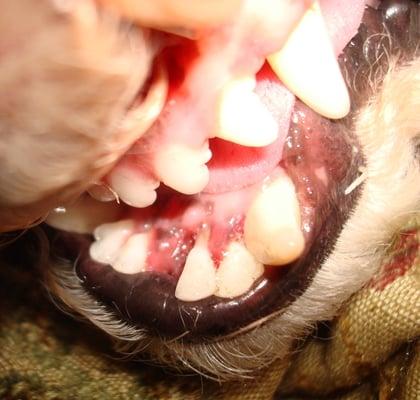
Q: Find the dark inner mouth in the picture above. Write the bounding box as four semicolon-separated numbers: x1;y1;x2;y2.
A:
48;1;417;340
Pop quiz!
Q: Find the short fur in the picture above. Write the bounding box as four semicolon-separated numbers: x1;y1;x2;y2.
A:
45;44;420;382
2;0;419;384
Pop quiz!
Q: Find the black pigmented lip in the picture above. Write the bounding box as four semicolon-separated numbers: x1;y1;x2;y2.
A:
51;98;363;340
48;0;418;341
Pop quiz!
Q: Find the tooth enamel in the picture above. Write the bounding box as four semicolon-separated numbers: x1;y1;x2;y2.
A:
215;242;264;298
267;2;350;119
175;235;217;301
112;233;149;274
216;77;278;147
46;196;122;234
108;167;159;208
90;220;134;265
244;172;305;266
154;143;211;195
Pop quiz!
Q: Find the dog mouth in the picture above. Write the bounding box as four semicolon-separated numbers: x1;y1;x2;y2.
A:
46;1;416;340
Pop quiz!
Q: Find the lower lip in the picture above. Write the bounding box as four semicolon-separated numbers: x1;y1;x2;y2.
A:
51;99;363;339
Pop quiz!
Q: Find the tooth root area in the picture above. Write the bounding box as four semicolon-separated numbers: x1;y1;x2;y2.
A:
267;1;350;120
112;233;149;275
216;76;278;147
46;196;122;234
90;220;134;265
108;166;159;208
244;172;305;266
215;242;264;299
175;240;216;302
154;143;211;195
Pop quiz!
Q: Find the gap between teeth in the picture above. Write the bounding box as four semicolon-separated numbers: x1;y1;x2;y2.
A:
95;0;350;209
88;172;304;301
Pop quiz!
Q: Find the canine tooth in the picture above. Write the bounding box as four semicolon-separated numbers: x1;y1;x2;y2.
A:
216;77;278;147
46;196;121;234
215;242;264;298
175;237;216;302
90;220;134;265
267;2;350;119
108;167;159;208
112;233;149;274
244;172;305;266
154;143;211;195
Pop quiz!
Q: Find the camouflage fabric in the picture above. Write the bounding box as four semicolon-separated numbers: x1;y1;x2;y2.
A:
0;219;418;400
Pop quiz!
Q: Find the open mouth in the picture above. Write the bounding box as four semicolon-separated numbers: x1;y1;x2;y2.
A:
45;1;417;340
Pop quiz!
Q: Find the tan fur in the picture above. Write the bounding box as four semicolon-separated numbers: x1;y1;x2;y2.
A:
44;55;420;381
0;0;157;231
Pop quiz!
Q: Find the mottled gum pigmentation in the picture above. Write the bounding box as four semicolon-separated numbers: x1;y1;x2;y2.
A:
67;96;362;338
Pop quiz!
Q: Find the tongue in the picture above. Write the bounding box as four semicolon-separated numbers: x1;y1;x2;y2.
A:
108;0;366;198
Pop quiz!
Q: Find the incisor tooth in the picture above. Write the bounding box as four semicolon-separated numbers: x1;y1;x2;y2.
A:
90;220;134;265
46;196;121;234
108;166;159;208
113;233;149;274
244;172;304;266
154;143;211;195
216;77;278;147
215;242;264;298
175;236;216;301
267;2;350;119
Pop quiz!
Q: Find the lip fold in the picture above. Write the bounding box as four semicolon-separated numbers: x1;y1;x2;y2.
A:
46;0;413;341
47;95;363;340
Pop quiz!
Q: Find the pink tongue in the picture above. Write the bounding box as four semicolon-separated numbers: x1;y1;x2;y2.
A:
112;1;366;195
204;65;294;193
204;0;367;192
320;0;367;55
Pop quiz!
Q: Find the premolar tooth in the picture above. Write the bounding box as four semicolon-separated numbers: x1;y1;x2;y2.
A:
267;2;350;119
46;196;121;234
244;172;305;266
215;242;264;299
154;143;211;195
175;235;216;301
112;233;149;274
90;220;134;265
216;77;278;147
108;166;159;208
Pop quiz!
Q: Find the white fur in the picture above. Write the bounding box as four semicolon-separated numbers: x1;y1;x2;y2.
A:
44;56;420;381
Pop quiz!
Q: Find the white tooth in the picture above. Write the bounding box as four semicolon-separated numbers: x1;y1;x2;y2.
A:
175;236;216;301
154;143;211;195
216;77;278;147
90;220;134;265
215;242;264;299
267;2;350;119
112;233;149;274
244;172;305;266
45;196;122;234
108;167;159;208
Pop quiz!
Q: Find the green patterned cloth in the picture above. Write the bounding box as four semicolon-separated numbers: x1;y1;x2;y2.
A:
0;221;418;400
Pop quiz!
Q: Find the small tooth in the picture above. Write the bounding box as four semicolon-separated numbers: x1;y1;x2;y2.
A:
87;183;118;202
90;220;134;265
45;196;122;234
215;242;264;299
175;236;216;302
108;166;159;208
154;143;211;195
244;172;305;266
113;233;149;274
216;77;278;147
267;2;350;119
